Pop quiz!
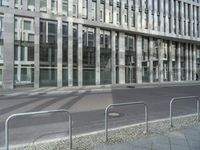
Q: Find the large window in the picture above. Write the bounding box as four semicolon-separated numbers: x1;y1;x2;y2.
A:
100;30;111;84
14;0;23;9
181;44;186;80
0;0;9;7
62;0;68;16
63;23;68;86
73;0;78;17
51;0;58;14
125;35;136;83
142;37;150;82
28;0;35;11
73;24;78;86
40;0;47;12
91;0;97;21
0;15;3;39
40;20;57;86
82;0;88;19
100;2;105;22
14;17;35;86
83;26;96;85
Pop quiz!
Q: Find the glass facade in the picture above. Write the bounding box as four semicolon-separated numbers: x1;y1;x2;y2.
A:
125;35;136;83
40;20;57;86
83;26;96;85
14;16;34;86
0;0;200;89
62;23;68;86
100;30;112;85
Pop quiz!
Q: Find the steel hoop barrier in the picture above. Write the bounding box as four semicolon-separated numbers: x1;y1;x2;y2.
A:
170;96;200;127
105;101;148;142
5;109;72;150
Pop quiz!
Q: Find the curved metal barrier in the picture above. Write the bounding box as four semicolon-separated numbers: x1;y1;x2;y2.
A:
170;96;200;127
105;101;148;142
5;109;72;150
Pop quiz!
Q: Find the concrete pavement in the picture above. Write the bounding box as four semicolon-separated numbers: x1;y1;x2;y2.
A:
1;83;200;148
98;125;200;150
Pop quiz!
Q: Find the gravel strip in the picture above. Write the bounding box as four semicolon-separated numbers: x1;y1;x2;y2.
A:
12;115;200;150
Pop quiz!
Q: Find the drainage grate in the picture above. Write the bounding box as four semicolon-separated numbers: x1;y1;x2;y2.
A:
108;112;121;118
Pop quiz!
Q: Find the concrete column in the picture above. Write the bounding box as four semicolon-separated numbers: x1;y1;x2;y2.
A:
78;24;83;86
190;4;193;38
189;44;193;80
160;0;164;32
153;0;158;31
136;35;142;84
34;17;40;88
185;43;189;80
47;0;52;14
57;18;63;88
148;0;153;30
68;0;73;17
3;13;14;89
181;1;184;37
35;0;40;12
96;28;100;85
78;0;83;18
113;0;117;25
118;32;125;84
111;31;116;84
9;0;14;8
175;1;179;35
141;0;145;29
135;0;141;30
177;42;181;81
165;0;169;33
171;0;174;34
149;38;154;83
96;0;101;22
193;44;197;80
105;0;110;23
194;6;197;39
58;0;63;15
185;3;188;36
22;0;27;10
159;40;164;83
120;0;125;27
88;0;92;20
128;0;132;28
169;41;173;81
68;22;73;86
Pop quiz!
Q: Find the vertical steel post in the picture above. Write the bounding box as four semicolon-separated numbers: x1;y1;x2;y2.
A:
145;105;148;133
170;99;173;127
69;115;72;149
105;107;108;142
5;118;9;150
197;99;200;121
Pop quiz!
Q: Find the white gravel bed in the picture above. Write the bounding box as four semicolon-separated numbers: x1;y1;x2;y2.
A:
12;114;200;150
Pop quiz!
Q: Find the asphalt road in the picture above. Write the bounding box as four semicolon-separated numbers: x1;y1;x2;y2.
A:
0;85;200;147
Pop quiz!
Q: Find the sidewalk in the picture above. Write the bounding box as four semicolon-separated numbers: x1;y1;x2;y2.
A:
1;81;200;95
98;125;200;150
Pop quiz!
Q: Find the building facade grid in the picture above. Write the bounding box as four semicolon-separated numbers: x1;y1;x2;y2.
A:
0;0;200;89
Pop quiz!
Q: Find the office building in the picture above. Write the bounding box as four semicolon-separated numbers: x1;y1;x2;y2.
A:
0;0;200;89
